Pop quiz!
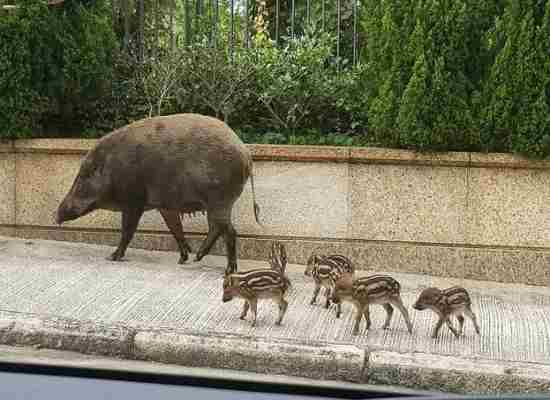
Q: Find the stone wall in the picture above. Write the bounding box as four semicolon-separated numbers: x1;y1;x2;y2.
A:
1;139;549;286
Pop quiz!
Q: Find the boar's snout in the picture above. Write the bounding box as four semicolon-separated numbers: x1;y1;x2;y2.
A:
55;195;89;225
54;209;62;225
55;203;71;225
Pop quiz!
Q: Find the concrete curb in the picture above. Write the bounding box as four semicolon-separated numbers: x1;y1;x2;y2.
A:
0;311;366;383
367;350;550;394
1;310;549;393
133;330;367;383
0;312;135;358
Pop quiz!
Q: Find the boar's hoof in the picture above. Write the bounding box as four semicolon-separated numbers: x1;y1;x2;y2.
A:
177;241;192;264
108;250;125;262
183;241;192;253
178;252;189;264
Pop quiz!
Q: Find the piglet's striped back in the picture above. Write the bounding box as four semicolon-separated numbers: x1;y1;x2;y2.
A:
312;254;354;282
353;275;401;300
233;269;290;293
321;255;355;273
443;286;471;307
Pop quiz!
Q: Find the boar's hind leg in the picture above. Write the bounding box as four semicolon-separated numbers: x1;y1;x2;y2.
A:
159;209;192;264
194;219;224;263
195;210;238;274
109;207;144;262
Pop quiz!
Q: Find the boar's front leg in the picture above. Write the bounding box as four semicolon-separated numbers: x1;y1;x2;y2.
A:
159;209;193;264
109;207;144;261
223;222;238;275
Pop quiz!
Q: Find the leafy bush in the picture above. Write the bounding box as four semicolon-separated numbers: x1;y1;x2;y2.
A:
237;129;366;147
2;0;549;159
0;0;53;137
254;26;366;135
0;0;117;138
178;42;257;124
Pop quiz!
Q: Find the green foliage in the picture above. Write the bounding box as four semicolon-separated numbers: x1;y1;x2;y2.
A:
237;129;368;147
3;0;550;158
255;28;335;132
255;26;365;134
0;0;117;138
480;0;550;157
0;0;52;137
178;43;257;124
362;0;549;155
363;0;494;151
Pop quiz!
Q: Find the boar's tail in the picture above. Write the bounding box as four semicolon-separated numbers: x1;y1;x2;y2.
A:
249;160;262;227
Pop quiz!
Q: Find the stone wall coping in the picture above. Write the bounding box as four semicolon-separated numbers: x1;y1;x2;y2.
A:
7;138;550;169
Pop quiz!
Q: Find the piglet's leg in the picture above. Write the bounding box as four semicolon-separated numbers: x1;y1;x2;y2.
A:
352;304;363;335
363;304;371;330
445;317;460;338
240;301;250;320
382;304;394;330
276;295;288;325
464;307;481;335
249;298;258;327
324;287;331;309
456;315;465;336
432;316;445;339
310;284;320;305
391;297;413;334
336;302;342;319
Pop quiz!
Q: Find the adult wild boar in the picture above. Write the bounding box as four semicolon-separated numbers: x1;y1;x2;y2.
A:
55;113;261;274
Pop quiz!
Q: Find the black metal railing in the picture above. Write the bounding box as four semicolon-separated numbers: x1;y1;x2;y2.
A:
112;0;361;67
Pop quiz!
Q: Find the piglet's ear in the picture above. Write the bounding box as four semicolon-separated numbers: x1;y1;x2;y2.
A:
281;243;287;264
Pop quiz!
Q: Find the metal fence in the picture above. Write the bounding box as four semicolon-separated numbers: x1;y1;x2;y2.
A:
113;0;361;66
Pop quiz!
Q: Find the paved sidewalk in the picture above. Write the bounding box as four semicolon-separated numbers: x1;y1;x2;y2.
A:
0;236;549;394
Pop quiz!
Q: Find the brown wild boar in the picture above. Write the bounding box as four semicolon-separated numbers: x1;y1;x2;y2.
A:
55;113;261;274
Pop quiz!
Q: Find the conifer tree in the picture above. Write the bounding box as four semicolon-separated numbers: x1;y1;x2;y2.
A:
481;0;550;156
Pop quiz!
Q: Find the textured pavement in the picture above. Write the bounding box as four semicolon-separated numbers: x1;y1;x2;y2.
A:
0;236;549;366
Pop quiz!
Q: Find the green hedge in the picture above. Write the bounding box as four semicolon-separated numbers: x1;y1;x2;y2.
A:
0;0;117;137
1;0;549;158
362;0;550;156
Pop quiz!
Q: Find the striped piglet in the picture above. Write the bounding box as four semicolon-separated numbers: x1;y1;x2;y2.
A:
331;274;413;335
304;254;355;316
222;242;291;327
413;286;481;339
